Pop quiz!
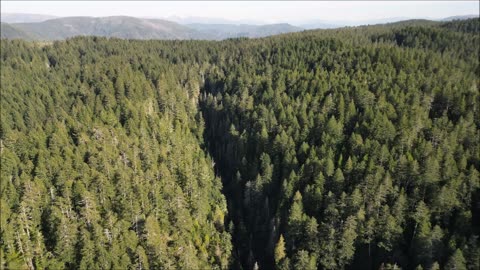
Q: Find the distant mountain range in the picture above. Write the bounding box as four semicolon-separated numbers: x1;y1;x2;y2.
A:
299;15;479;29
441;15;479;21
0;13;478;41
0;15;303;40
187;23;302;39
165;16;266;25
1;16;201;40
0;13;58;23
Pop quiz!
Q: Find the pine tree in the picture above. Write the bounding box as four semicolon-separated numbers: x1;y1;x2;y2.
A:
275;234;286;264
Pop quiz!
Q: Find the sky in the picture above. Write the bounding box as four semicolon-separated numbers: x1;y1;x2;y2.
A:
2;1;479;25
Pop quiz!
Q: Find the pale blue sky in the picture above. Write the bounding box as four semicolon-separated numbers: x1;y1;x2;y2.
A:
2;1;479;24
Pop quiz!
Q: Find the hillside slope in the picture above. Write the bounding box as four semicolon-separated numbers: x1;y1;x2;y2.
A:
0;13;58;23
0;22;32;39
2;16;303;40
7;16;202;40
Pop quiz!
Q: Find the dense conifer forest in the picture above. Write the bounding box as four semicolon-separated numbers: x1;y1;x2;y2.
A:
1;18;479;270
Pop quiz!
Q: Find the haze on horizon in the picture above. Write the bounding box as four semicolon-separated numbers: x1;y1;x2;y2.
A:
2;1;479;25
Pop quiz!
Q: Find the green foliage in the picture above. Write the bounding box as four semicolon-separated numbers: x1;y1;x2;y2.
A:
445;249;467;270
0;37;231;269
274;234;286;265
199;17;479;270
1;18;479;270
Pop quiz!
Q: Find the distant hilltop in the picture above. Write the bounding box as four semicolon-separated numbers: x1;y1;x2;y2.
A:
0;13;59;23
0;15;303;40
1;13;478;41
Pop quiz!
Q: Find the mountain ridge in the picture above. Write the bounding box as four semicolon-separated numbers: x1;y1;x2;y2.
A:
1;15;303;40
1;13;478;41
0;12;58;23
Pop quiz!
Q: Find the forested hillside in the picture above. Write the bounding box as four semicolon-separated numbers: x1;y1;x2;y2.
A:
0;38;232;269
1;18;479;270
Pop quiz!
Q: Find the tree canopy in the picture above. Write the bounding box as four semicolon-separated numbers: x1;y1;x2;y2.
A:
1;18;479;270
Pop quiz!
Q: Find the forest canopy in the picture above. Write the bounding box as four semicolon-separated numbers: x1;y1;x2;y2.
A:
1;18;479;270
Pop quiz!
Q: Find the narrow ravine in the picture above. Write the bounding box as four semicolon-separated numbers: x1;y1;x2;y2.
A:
199;77;277;270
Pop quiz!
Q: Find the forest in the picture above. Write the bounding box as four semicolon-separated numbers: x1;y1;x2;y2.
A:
1;18;479;270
